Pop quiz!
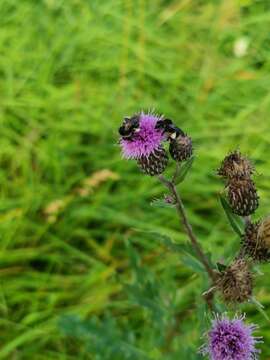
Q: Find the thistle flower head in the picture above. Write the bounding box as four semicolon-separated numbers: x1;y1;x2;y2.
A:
119;112;164;159
217;259;253;303
241;221;270;262
217;150;254;180
228;178;259;216
200;314;262;360
137;146;168;176
169;134;193;162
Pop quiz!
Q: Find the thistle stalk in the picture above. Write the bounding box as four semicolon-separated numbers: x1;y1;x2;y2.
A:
158;174;216;282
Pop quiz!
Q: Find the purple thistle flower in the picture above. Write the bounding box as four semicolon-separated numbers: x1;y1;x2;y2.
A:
200;314;262;360
120;112;164;159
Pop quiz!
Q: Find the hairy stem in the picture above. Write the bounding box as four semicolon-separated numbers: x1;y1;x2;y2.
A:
158;175;216;282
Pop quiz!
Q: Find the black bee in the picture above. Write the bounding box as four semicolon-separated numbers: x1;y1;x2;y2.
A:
118;115;140;141
155;118;185;140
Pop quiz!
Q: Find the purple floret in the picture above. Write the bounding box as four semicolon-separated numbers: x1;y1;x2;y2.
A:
200;314;262;360
120;112;164;159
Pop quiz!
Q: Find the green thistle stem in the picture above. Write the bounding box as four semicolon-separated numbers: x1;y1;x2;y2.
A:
158;174;216;282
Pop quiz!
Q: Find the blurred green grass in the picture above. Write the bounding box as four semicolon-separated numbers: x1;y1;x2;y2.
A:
1;0;270;358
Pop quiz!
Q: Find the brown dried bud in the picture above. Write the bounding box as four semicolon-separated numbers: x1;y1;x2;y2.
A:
257;215;270;249
217;150;254;179
241;222;270;262
228;178;259;216
137;146;168;176
217;259;253;303
169;135;193;162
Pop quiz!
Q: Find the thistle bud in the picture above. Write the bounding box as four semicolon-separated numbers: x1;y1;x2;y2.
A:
228;178;259;216
217;259;253;303
242;219;270;262
137;146;168;176
169;134;193;162
217;150;254;179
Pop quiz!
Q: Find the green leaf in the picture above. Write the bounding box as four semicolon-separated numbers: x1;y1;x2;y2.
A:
250;297;270;322
150;232;207;274
253;265;264;276
173;156;194;185
125;239;141;270
59;315;150;359
219;195;244;237
150;197;175;208
134;231;214;275
144;231;197;257
214;301;228;314
216;262;227;273
181;254;205;274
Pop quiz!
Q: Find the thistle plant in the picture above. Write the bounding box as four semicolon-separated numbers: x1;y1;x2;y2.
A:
118;111;267;358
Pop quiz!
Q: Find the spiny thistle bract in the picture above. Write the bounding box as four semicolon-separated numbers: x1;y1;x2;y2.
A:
228;178;259;216
217;259;253;303
242;220;270;262
200;314;262;360
217;150;254;180
137;146;168;176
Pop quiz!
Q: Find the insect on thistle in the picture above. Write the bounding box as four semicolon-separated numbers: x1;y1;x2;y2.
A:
155;118;185;140
155;118;193;162
118;115;140;141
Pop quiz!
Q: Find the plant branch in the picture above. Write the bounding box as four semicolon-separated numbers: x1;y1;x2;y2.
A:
158;175;216;282
172;161;181;184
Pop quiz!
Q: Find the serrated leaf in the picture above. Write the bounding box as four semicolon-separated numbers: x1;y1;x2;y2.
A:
144;231;197;257
59;315;150;359
140;231;215;273
181;254;205;274
219;195;244;237
150;198;175;208
149;234;206;274
173;156;194;185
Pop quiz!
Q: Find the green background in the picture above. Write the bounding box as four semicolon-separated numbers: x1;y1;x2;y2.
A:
1;0;270;358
